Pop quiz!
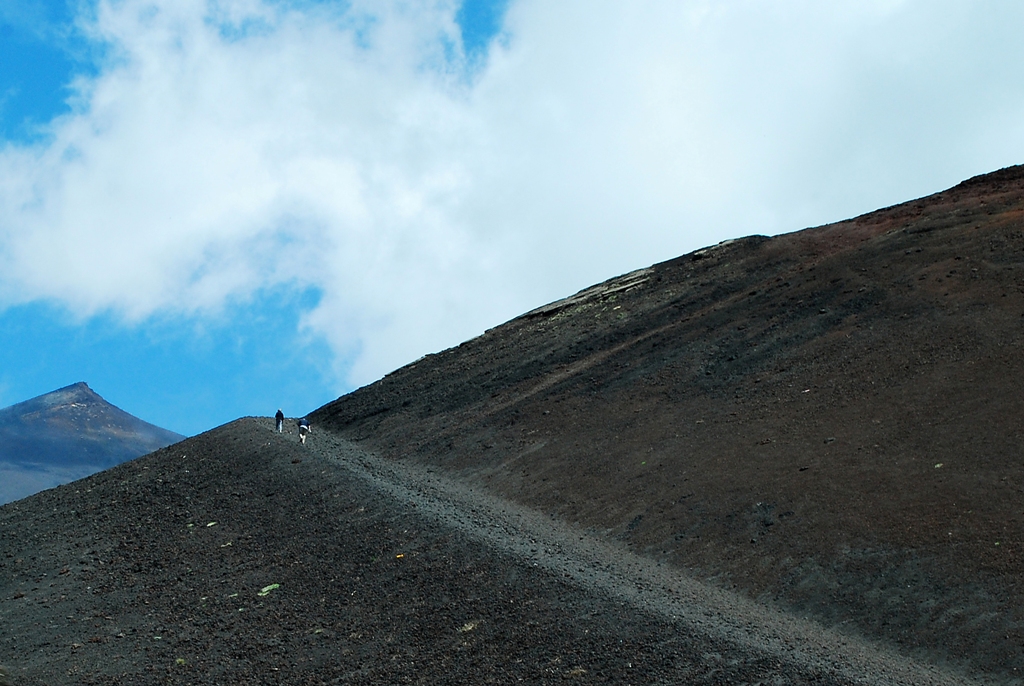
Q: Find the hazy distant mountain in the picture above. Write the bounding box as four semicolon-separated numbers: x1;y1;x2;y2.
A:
0;382;183;504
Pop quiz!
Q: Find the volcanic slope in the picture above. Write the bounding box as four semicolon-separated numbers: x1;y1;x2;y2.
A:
0;419;985;684
313;164;1024;681
3;167;1024;684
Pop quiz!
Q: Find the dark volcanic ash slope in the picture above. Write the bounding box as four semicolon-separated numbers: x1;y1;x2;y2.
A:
313;165;1024;679
0;382;184;505
0;419;980;685
4;167;1024;685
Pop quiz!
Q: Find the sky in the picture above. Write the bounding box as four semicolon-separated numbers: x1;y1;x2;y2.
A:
1;0;1023;437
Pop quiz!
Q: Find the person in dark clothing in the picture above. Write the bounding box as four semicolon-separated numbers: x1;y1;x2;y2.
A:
275;409;285;433
298;417;311;444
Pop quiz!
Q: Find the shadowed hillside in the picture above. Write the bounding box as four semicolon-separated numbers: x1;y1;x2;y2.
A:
3;167;1024;684
314;165;1024;677
0;382;184;504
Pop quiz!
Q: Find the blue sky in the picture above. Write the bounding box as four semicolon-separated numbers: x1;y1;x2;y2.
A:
2;0;1024;436
0;0;511;434
0;1;83;142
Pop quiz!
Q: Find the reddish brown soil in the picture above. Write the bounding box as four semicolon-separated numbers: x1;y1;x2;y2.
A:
3;165;1024;684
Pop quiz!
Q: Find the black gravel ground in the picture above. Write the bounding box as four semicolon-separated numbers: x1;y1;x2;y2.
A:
0;418;986;685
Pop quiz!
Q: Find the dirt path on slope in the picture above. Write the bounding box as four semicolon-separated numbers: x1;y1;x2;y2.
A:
294;420;990;686
0;418;1002;684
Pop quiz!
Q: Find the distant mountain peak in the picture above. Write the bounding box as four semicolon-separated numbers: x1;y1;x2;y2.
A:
0;383;184;505
20;382;100;415
42;381;100;402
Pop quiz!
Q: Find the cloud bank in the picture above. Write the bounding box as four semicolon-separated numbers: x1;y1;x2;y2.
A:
2;0;1024;387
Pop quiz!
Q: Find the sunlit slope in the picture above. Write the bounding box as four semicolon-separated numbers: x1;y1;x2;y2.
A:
314;164;1024;676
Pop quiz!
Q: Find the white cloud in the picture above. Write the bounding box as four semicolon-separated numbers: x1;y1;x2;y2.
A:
2;0;1024;388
